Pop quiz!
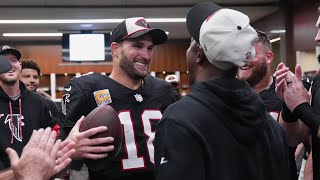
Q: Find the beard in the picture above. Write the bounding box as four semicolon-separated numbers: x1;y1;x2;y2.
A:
241;61;268;87
0;74;18;86
119;52;148;80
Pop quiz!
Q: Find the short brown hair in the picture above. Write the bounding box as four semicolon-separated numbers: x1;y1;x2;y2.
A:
256;29;271;51
21;59;41;76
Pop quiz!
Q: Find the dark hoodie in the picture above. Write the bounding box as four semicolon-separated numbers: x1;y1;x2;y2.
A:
0;82;59;170
155;78;290;180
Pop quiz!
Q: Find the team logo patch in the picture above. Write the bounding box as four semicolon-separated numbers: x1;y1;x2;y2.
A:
135;19;150;28
93;89;112;106
134;94;143;102
4;114;25;142
245;51;252;61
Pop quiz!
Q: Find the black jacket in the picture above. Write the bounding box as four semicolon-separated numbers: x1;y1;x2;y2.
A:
0;82;59;170
42;97;64;125
155;78;290;180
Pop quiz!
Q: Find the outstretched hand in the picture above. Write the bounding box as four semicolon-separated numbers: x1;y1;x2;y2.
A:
6;127;75;180
275;62;290;100
65;116;115;160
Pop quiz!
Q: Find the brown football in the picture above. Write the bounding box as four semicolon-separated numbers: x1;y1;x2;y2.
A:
79;104;123;170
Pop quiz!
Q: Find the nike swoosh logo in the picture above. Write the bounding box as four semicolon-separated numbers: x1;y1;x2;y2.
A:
160;157;168;164
64;86;72;92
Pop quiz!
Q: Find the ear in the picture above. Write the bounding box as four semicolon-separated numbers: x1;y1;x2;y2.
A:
266;50;273;64
196;47;206;64
111;42;118;57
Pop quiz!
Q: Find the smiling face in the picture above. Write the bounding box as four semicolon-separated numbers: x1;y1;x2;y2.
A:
237;30;273;87
0;54;21;86
237;42;270;86
20;68;40;91
114;35;154;80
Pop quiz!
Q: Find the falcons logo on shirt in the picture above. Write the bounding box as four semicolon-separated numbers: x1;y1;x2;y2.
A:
4;114;25;142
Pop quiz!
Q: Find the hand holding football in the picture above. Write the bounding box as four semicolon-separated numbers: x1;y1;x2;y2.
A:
79;104;123;171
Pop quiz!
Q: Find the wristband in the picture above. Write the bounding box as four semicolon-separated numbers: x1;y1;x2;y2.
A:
281;102;298;123
293;102;320;132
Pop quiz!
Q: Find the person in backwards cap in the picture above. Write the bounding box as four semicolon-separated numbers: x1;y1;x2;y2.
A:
154;2;290;180
0;45;60;176
59;17;176;179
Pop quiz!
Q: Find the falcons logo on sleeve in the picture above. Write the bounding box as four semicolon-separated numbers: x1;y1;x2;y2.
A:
61;94;70;115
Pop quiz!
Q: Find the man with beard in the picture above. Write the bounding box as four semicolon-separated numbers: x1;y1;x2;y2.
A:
238;30;299;180
0;45;60;174
154;3;289;180
238;30;282;119
59;17;176;179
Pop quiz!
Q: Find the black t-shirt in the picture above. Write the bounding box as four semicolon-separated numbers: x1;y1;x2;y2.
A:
59;73;176;179
258;78;282;120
